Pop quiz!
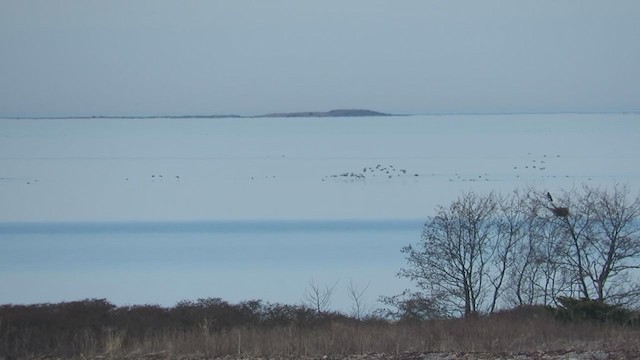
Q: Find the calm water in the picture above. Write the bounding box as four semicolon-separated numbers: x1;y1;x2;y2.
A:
1;113;639;311
0;219;421;311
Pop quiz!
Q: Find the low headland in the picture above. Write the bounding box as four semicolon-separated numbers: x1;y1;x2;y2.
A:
255;109;393;118
4;109;395;120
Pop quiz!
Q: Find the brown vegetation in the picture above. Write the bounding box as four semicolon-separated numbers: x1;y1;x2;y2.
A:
1;299;640;359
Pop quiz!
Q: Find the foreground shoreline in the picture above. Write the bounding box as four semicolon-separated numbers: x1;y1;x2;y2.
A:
16;350;639;360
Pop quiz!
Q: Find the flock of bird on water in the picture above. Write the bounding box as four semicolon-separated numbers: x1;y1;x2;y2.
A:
2;152;595;187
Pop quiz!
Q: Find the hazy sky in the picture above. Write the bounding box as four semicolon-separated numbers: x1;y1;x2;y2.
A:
1;1;639;117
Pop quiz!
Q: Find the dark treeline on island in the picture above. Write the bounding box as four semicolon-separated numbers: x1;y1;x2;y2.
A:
256;109;393;118
5;109;395;120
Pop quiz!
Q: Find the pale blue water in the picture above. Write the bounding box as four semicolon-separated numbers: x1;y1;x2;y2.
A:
1;113;639;311
0;219;421;311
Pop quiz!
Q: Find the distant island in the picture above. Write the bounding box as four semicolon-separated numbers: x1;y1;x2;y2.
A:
3;109;395;120
255;109;392;118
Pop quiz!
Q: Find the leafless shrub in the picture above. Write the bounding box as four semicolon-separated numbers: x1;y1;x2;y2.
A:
1;298;640;358
347;280;371;320
304;279;339;314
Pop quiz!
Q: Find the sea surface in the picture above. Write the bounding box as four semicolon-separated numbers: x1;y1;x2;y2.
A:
1;113;639;310
0;219;420;311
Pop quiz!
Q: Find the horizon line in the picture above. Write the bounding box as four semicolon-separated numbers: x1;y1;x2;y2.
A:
2;110;640;120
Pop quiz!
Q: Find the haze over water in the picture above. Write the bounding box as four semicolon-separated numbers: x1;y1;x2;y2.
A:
1;114;639;310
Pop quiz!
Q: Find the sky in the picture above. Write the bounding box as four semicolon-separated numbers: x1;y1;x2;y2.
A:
1;0;639;117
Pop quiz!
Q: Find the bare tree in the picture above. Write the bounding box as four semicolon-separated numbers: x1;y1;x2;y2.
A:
541;185;640;304
346;279;370;320
504;192;541;306
581;184;640;303
303;279;338;313
400;191;497;317
532;217;570;306
396;185;640;318
508;191;571;306
488;191;527;312
548;187;595;299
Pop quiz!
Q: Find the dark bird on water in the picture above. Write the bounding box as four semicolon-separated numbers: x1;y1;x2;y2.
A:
546;192;553;203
